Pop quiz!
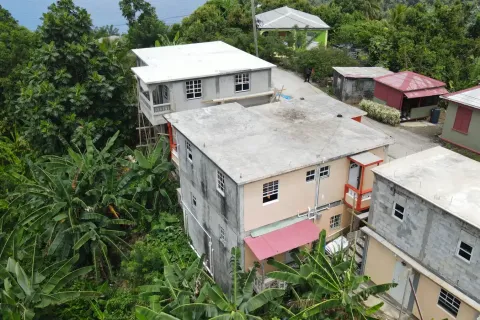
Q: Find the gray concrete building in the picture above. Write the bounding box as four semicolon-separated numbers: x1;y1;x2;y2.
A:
131;41;276;141
165;97;393;291
332;67;393;104
362;147;480;320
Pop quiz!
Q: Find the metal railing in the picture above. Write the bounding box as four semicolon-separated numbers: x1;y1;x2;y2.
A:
344;184;372;211
153;103;171;114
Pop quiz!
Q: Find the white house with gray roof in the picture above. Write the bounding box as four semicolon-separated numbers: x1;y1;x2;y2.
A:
362;147;480;320
256;6;330;47
131;41;276;139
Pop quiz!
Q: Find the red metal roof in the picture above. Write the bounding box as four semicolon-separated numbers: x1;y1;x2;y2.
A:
404;87;449;99
244;219;319;261
374;71;446;93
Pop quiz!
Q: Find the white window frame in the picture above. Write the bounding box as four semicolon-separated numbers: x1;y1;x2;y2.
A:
456;240;473;263
216;170;225;196
437;288;460;317
235;73;250;92
319;165;330;179
186;141;193;163
306;169;315;182
185;79;202;100
330;214;342;230
263;180;279;205
392;202;405;221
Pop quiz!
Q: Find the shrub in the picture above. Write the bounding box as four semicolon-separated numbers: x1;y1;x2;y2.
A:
359;99;401;126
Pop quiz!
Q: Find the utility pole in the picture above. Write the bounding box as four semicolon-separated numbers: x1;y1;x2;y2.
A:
250;0;259;57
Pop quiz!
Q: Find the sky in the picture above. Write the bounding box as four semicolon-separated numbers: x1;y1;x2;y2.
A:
2;0;207;32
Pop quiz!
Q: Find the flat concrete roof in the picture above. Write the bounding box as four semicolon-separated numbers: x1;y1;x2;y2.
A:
373;147;480;230
131;41;276;84
441;85;480;110
256;6;330;30
166;98;393;185
350;152;382;166
333;67;393;79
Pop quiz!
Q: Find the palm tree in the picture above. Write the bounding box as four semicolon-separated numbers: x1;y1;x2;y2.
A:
155;31;184;47
267;230;396;319
0;246;98;320
358;0;383;20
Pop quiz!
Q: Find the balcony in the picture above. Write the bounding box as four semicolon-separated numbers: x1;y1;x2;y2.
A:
344;184;372;211
138;90;172;126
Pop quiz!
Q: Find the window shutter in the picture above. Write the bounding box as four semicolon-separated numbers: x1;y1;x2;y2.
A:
453;106;473;134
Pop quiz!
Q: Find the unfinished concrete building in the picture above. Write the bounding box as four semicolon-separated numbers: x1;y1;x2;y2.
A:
165;96;393;291
361;147;480;319
131;41;276;144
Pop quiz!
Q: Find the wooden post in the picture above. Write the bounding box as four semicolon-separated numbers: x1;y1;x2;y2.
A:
409;277;424;320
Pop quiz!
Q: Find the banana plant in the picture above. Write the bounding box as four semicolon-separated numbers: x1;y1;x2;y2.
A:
0;248;99;320
267;230;396;319
169;248;285;319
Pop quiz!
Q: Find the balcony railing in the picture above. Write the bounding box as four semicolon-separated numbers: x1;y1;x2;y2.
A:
153;102;171;114
344;184;372;211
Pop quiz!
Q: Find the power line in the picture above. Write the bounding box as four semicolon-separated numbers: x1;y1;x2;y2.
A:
110;13;191;27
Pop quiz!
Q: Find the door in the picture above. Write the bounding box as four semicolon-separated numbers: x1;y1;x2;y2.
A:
348;162;361;189
390;261;411;308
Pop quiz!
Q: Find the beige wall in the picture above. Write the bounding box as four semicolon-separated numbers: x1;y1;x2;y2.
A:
366;237;479;320
315;205;351;240
364;237;397;286
243;147;386;232
243;157;349;232
361;147;386;192
414;275;478;320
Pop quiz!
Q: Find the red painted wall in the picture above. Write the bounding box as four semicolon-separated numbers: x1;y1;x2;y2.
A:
373;82;404;110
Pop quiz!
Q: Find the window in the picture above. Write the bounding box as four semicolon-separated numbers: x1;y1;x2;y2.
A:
217;171;225;196
186;141;193;162
319;166;330;179
306;170;315;182
186;80;202;99
453;106;472;134
330;214;341;229
437;289;460;317
263;180;279;204
192;194;197;207
235;73;250;92
392;202;405;221
457;241;473;262
219;226;226;246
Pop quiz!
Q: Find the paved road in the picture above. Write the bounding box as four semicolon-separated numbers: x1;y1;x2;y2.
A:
271;67;326;98
271;67;440;160
361;117;440;160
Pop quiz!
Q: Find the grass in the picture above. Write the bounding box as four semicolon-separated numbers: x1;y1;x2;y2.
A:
442;142;480;162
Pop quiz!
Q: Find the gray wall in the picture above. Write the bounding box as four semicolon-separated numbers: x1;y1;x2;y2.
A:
168;69;272;112
333;72;375;104
176;130;243;291
441;102;480;153
370;175;480;301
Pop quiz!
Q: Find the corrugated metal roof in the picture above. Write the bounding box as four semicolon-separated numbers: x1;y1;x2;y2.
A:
333;67;393;79
244;219;319;260
131;41;276;84
374;71;446;93
441;85;480;110
256;6;330;30
404;87;449;99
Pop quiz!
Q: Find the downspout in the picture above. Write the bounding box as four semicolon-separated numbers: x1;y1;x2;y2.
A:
313;158;326;218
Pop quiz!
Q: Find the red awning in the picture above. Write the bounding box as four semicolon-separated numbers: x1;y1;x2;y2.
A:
404;87;449;99
244;219;319;261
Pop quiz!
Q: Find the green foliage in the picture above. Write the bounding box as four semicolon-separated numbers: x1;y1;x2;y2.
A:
287;47;360;81
122;213;196;285
359;99;401;126
119;0;168;48
14;0;136;155
0;250;99;320
94;25;121;38
267;230;396;319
